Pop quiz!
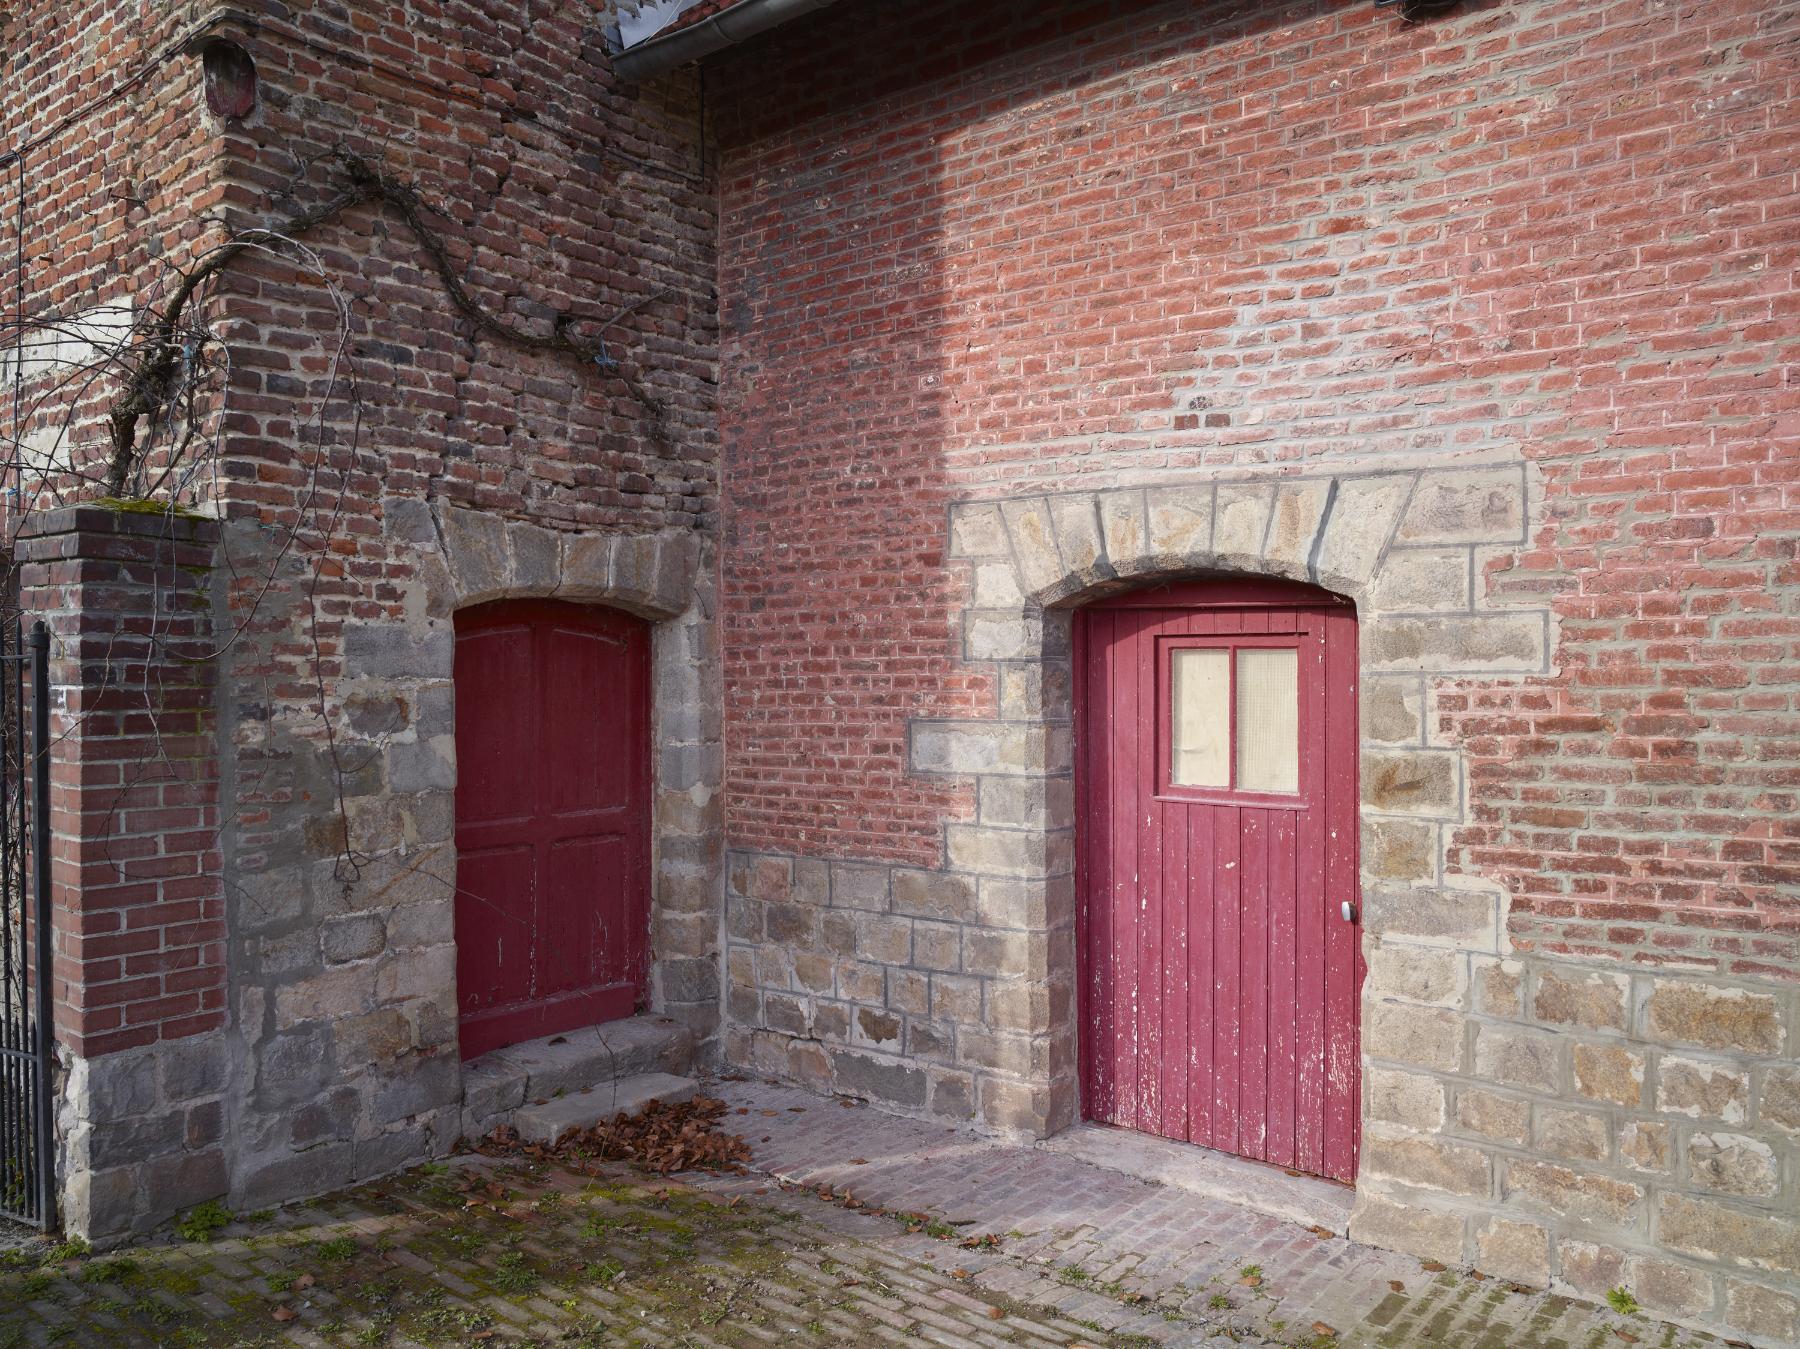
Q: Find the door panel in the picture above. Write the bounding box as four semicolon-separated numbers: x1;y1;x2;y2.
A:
1076;580;1362;1183
454;600;651;1060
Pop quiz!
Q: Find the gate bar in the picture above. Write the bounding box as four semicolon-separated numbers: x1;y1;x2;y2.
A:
30;620;52;1228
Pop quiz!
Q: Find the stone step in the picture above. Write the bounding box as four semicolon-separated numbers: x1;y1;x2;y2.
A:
514;1073;699;1147
461;1016;697;1141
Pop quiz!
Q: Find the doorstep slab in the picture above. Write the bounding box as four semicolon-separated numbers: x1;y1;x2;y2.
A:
1038;1122;1355;1234
514;1073;699;1146
461;1016;696;1140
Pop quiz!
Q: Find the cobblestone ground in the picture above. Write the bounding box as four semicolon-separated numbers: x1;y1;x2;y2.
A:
0;1078;1725;1349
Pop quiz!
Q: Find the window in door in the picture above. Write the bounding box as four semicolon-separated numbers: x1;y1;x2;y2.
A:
1163;639;1302;800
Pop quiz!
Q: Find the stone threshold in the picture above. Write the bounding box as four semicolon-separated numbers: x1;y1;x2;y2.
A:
1039;1123;1355;1235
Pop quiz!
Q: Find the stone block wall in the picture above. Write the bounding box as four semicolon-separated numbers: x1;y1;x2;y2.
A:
711;1;1800;1343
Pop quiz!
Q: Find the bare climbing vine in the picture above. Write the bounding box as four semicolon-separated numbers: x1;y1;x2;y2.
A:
3;141;682;898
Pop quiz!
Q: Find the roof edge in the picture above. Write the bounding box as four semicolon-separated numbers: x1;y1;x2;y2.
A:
613;0;843;82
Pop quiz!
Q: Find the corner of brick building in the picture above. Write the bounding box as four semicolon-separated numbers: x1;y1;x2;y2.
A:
5;0;721;1237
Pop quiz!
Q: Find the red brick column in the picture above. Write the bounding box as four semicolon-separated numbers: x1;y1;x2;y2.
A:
16;505;225;1059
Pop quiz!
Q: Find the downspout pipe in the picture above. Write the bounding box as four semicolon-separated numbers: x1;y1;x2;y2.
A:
612;0;843;82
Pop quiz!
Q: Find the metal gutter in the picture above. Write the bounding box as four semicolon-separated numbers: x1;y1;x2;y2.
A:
613;0;844;82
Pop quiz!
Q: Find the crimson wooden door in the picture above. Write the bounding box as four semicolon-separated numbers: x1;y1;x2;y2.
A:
453;600;651;1060
1075;579;1362;1183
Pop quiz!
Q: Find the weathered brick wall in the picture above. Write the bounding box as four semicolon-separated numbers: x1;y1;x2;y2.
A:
711;1;1800;1341
200;0;721;1214
7;0;721;1235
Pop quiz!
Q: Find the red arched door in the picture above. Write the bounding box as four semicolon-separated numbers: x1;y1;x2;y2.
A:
1075;578;1362;1183
453;600;651;1060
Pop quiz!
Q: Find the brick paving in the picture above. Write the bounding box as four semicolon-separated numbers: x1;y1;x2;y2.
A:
0;1077;1728;1347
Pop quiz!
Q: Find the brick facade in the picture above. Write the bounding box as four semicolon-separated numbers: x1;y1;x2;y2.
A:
709;1;1800;1343
5;0;1797;1342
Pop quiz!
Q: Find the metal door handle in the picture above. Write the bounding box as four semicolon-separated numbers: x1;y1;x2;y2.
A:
1341;900;1357;923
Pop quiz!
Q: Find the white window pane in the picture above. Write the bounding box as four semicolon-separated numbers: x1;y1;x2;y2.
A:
1236;648;1299;793
1170;648;1229;787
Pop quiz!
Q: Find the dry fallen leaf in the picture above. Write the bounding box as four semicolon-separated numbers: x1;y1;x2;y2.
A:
1421;1260;1447;1272
1308;1225;1335;1239
271;1307;296;1323
294;1274;316;1291
1388;1280;1405;1292
1313;1322;1337;1337
1239;1275;1262;1287
848;1158;869;1165
986;1307;1005;1320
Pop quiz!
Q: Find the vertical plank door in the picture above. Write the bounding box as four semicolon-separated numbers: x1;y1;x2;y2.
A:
453;600;651;1060
1075;579;1362;1182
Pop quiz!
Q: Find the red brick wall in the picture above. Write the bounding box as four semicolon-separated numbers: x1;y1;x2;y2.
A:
16;508;224;1058
713;0;1800;951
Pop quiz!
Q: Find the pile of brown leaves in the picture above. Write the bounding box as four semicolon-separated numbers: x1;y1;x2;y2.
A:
482;1095;753;1175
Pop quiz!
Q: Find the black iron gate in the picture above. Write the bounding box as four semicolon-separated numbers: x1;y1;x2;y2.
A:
0;618;52;1228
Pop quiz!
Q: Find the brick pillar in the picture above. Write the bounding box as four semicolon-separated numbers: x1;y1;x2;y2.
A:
16;505;230;1239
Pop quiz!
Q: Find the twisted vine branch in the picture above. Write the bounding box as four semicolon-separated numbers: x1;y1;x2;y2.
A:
104;146;675;495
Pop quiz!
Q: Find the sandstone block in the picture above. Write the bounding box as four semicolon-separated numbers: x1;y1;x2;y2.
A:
1727;1279;1800;1344
1314;474;1411;585
830;1048;927;1109
1363;817;1436;882
1397;466;1525;544
1474;1025;1561;1094
913;721;1066;776
1533;968;1628;1031
891;869;975;921
830;862;891;911
1534;1106;1609;1164
1687;1132;1779;1198
1367;547;1470;613
1571;1042;1644;1108
1097;490;1148;571
1456;1089;1531;1145
1368;1067;1447;1130
1365;944;1461;1005
1347;1193;1465;1264
559;533;612;600
1645;980;1784;1056
1365;1003;1463;1073
1660;1193;1800;1276
1048;495;1108;579
1145;484;1214;558
1630;1257;1713;1319
1621;1120;1672;1173
1264;479;1333;569
949;503;1009;559
1362;749;1459;819
979;1076;1056;1136
1658;1056;1750;1123
1362;678;1425;744
1001;498;1063;596
962;611;1037;661
971;560;1024;607
1476;1218;1549;1287
1212;482;1273;558
946;824;1070;879
1556;1240;1628;1297
1473;958;1523;1017
1362;1129;1491;1197
1760;1065;1800;1134
1365;613;1545;673
1505;1160;1642;1226
1365;889;1498;949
